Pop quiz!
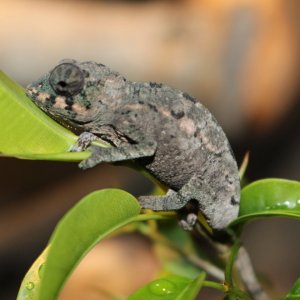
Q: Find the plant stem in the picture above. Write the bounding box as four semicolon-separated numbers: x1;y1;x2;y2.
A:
202;280;227;292
203;280;250;299
225;239;241;287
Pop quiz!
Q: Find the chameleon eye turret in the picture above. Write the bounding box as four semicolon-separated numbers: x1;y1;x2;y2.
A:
49;63;84;96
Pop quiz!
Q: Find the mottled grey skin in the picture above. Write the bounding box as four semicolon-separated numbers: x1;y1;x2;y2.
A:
26;59;240;230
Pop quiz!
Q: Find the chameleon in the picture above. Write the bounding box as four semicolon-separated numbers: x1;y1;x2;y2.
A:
26;59;240;231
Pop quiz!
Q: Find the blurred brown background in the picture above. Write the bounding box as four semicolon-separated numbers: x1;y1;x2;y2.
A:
0;0;299;299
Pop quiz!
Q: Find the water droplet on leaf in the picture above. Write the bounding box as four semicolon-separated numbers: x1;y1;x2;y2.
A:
26;281;34;291
149;278;176;296
283;200;296;209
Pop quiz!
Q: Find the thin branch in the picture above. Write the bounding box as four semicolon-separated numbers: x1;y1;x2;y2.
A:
236;246;270;300
186;253;224;281
139;223;224;281
195;223;270;300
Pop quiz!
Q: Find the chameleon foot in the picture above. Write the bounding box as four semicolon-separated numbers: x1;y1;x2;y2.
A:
71;132;99;152
178;213;198;231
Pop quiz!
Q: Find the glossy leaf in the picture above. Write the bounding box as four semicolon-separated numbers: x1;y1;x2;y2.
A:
17;247;48;300
0;71;107;161
128;273;206;300
284;278;300;300
231;179;300;226
17;189;141;300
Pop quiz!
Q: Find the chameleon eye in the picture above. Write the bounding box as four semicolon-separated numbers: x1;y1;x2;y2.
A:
49;63;84;96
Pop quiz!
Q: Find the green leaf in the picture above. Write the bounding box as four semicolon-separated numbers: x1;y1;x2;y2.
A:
283;278;300;299
17;247;48;300
128;273;206;300
231;178;300;226
17;189;141;300
0;71;107;161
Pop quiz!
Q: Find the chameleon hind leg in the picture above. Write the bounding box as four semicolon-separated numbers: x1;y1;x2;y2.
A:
139;175;218;230
139;189;185;211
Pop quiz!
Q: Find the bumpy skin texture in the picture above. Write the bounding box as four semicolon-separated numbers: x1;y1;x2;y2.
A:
26;59;240;230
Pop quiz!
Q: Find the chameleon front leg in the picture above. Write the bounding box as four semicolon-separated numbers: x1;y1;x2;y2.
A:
72;131;157;169
139;189;198;231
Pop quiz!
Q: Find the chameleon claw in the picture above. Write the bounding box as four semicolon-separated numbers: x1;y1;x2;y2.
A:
179;213;198;231
71;144;84;152
71;132;99;152
78;157;96;170
78;146;104;169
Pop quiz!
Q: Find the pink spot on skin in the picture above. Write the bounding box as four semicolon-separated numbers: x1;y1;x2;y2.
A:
37;92;50;103
27;87;37;96
199;132;218;152
158;107;171;118
54;96;67;109
205;142;218;152
72;103;87;114
179;118;196;136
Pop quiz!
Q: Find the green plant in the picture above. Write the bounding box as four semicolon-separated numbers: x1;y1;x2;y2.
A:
1;71;299;300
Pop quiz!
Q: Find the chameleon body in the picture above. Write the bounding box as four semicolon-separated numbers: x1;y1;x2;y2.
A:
26;60;240;230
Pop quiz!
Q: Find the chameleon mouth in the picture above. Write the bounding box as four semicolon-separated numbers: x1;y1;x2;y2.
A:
47;112;86;135
26;86;52;105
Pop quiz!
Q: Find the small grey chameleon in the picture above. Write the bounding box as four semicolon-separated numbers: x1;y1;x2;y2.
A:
26;59;240;231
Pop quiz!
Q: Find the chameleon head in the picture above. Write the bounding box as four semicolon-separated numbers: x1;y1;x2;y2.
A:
26;60;110;128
